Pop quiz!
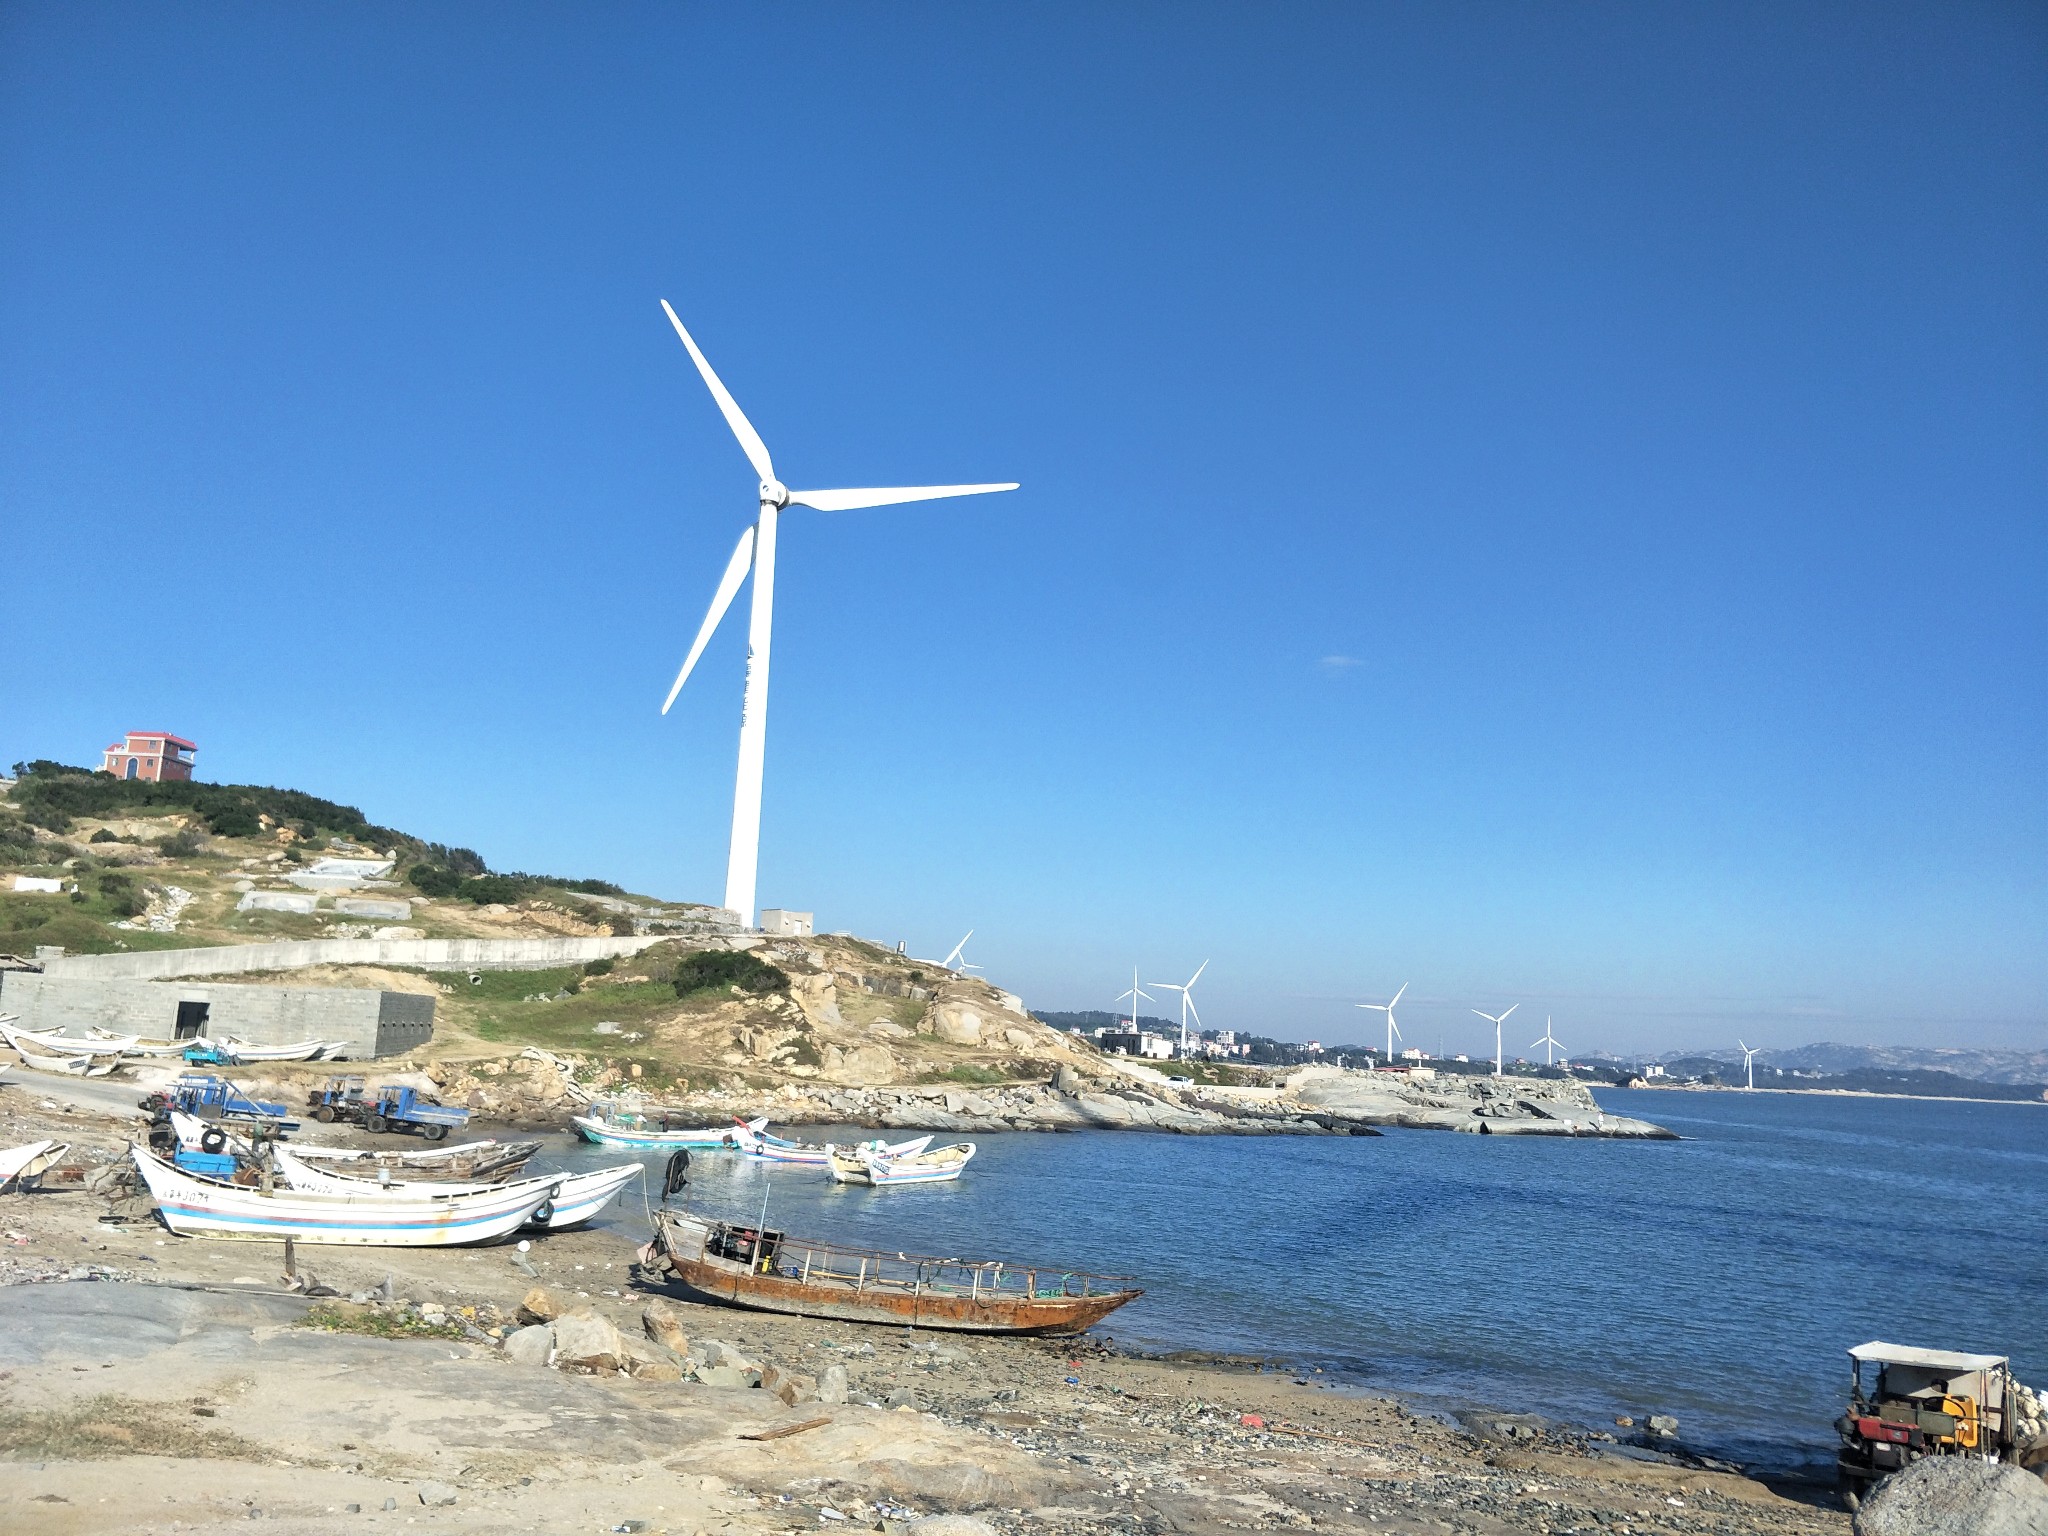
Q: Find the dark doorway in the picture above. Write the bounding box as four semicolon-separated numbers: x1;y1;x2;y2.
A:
174;1000;210;1040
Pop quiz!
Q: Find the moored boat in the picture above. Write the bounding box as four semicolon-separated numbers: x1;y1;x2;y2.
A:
271;1148;644;1231
736;1123;933;1167
644;1208;1139;1335
831;1140;976;1187
569;1103;760;1151
130;1147;559;1245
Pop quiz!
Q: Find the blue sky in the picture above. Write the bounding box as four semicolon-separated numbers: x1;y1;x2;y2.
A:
3;4;2042;1057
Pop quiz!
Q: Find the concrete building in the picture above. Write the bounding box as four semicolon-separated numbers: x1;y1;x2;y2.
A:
99;731;197;783
0;973;433;1058
758;908;814;938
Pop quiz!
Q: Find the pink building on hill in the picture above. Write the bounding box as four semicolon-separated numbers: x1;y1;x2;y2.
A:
100;731;197;782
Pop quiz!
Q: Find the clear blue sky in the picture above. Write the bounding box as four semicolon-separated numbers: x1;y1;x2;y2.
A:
3;4;2042;1058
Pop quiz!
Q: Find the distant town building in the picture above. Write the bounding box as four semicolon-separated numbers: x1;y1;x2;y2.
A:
1094;1028;1174;1060
758;908;813;937
100;731;196;783
1643;1063;1666;1079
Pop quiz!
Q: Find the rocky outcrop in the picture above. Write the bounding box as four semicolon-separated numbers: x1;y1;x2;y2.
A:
1286;1067;1677;1138
1854;1456;2048;1536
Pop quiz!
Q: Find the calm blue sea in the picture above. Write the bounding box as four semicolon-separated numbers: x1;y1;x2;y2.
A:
533;1089;2048;1472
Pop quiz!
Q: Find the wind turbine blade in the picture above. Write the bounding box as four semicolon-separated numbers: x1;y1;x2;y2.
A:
1390;982;1408;1007
1471;1009;1494;1022
1390;1018;1402;1041
1184;992;1203;1031
786;483;1019;512
661;526;756;714
660;301;775;485
1499;1004;1518;1022
1186;959;1210;988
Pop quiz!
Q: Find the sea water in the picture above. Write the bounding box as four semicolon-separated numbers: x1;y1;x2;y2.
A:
533;1088;2048;1472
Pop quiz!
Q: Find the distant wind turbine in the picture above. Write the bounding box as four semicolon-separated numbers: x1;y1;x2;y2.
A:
1116;966;1154;1034
1739;1039;1761;1091
654;301;1018;929
1356;983;1408;1069
1532;1016;1564;1067
1473;1004;1519;1077
940;930;977;975
1147;960;1209;1059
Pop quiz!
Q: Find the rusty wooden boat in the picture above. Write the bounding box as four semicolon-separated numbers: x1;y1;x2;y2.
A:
644;1209;1140;1335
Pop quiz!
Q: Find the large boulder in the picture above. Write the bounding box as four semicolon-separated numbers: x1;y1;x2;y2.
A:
927;1003;984;1046
501;1324;553;1367
551;1311;628;1373
643;1299;689;1354
1855;1457;2048;1536
517;1286;566;1324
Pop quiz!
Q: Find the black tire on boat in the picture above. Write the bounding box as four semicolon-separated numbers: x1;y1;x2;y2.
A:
423;1124;449;1142
365;1113;388;1134
199;1128;227;1154
313;1106;335;1123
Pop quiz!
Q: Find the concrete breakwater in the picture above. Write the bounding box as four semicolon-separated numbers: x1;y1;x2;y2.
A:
421;1052;1677;1139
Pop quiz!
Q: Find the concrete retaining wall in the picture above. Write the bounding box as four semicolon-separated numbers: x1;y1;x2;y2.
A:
0;973;433;1058
39;934;673;981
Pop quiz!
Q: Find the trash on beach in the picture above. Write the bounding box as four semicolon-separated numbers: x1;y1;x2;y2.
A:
740;1416;832;1442
1240;1413;1266;1428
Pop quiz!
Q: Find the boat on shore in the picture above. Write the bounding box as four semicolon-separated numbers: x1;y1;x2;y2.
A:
219;1037;333;1062
288;1138;542;1182
644;1207;1139;1334
12;1044;121;1078
0;1140;70;1191
3;1019;131;1060
271;1148;644;1231
84;1028;193;1057
130;1147;560;1245
829;1140;976;1186
570;1104;763;1151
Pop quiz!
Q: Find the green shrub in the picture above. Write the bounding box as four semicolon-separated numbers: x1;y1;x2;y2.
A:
583;958;614;977
203;803;260;839
96;872;145;919
89;829;117;844
161;828;205;858
673;949;788;999
407;863;466;898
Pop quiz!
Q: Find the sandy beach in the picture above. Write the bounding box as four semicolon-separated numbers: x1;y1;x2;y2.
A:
0;1084;1852;1536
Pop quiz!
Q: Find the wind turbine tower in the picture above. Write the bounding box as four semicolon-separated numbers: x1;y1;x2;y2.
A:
1473;1004;1519;1076
655;302;1018;928
1148;960;1209;1059
1739;1039;1761;1091
1356;983;1408;1068
1116;967;1154;1034
1532;1016;1564;1067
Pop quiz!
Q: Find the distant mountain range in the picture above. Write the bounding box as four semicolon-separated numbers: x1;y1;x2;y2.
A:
1647;1042;2048;1087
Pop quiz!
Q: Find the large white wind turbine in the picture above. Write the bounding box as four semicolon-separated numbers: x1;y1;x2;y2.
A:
1473;1003;1518;1076
656;302;1018;928
1738;1039;1760;1091
941;930;978;975
1532;1016;1564;1067
1356;983;1408;1068
1148;960;1209;1059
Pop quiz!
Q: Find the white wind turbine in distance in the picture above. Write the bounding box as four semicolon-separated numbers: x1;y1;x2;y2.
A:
1532;1016;1564;1067
1356;983;1408;1068
1148;960;1209;1059
1473;1003;1518;1076
1116;967;1154;1033
940;930;978;975
655;301;1018;928
1739;1039;1761;1091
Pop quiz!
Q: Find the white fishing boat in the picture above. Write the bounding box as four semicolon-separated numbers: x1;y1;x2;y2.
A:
12;1044;121;1078
2;1019;130;1059
735;1122;933;1167
0;1140;70;1191
130;1148;560;1245
836;1141;977;1187
271;1148;643;1230
570;1105;763;1152
289;1139;541;1180
219;1037;330;1062
85;1028;193;1057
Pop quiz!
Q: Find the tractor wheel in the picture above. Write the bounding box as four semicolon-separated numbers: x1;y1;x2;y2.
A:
423;1124;449;1143
365;1113;388;1134
313;1106;335;1123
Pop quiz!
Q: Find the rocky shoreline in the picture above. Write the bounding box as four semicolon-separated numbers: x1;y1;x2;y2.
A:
0;1082;1826;1536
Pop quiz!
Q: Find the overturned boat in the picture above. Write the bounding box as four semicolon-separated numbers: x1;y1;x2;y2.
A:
644;1206;1139;1335
0;1140;70;1191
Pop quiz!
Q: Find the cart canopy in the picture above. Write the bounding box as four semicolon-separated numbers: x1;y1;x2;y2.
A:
1849;1342;2008;1373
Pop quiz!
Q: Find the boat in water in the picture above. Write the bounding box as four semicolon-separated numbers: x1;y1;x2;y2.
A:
829;1140;976;1187
644;1206;1140;1335
735;1122;933;1167
130;1147;560;1245
570;1103;763;1151
271;1147;644;1231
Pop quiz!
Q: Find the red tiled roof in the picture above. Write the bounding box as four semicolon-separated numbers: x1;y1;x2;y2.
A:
128;732;197;750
